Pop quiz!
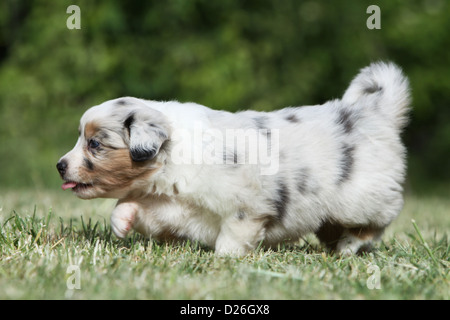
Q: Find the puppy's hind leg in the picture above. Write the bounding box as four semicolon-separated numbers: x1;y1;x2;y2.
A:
335;227;384;256
316;222;384;256
215;212;266;256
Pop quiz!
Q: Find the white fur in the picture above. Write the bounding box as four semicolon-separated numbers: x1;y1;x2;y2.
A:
59;62;411;255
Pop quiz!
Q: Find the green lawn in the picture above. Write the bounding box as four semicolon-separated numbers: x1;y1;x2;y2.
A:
0;189;448;300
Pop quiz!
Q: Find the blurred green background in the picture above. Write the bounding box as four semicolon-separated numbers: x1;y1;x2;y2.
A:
0;0;449;194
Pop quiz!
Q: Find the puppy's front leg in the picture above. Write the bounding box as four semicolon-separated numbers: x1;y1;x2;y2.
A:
215;213;266;256
110;201;139;239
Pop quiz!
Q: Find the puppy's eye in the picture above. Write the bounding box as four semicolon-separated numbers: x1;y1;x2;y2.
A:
88;139;100;149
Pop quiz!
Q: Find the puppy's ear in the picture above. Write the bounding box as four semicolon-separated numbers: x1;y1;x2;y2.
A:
124;110;169;162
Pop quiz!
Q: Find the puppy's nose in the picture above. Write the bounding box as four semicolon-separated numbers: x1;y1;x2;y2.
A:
56;160;68;176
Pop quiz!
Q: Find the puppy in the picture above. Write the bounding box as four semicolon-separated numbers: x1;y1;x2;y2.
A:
57;62;410;255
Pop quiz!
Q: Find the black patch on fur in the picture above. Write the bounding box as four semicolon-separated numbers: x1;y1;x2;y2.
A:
116;99;128;106
223;146;239;165
97;130;110;141
254;116;272;149
150;123;169;140
130;147;157;162
336;109;355;134
223;151;238;164
84;158;94;171
296;167;310;193
273;180;290;220
365;84;383;94
254;116;268;130
124;113;135;134
263;128;271;141
285;114;300;123
236;210;246;220
338;144;355;184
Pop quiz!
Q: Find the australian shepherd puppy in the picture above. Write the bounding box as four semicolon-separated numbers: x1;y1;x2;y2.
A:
57;62;410;255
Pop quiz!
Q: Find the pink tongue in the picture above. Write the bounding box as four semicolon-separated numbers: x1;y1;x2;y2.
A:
62;182;77;191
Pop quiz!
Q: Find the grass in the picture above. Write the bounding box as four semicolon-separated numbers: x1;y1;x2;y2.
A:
0;189;448;300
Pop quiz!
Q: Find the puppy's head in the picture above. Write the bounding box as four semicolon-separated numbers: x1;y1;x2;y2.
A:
56;97;170;199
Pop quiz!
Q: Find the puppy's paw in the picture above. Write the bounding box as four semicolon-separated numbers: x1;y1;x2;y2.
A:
215;241;249;257
335;228;382;256
336;234;374;256
110;203;138;239
215;232;252;257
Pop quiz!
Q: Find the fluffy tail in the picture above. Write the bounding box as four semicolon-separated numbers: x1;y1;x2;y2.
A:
342;62;411;129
